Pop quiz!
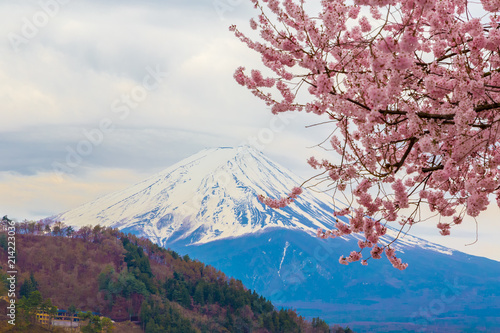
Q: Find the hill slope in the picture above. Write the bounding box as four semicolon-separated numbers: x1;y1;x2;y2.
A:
0;223;346;332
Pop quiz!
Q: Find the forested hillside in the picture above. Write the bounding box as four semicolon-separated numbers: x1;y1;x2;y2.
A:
0;218;352;333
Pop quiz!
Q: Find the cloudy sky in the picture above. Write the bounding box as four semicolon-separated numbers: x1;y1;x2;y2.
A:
1;0;498;261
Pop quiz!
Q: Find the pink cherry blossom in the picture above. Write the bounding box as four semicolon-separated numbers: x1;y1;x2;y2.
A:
371;245;383;259
234;0;500;269
346;251;363;262
333;208;350;216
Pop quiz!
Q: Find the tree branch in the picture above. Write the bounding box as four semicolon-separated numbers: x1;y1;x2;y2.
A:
422;165;444;172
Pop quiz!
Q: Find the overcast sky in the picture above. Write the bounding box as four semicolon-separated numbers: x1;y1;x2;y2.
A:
1;0;498;261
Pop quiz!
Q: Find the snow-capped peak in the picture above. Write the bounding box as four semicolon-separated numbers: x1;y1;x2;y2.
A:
55;146;457;255
55;146;337;247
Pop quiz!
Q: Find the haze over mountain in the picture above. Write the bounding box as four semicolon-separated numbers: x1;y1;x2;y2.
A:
55;146;500;332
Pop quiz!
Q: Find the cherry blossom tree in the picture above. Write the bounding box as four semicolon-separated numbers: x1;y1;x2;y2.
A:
231;0;500;269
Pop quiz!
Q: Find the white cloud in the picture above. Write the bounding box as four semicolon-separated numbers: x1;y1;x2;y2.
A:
0;168;145;221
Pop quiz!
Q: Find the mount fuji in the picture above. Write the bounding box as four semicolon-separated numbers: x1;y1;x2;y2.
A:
55;146;500;332
55;146;340;245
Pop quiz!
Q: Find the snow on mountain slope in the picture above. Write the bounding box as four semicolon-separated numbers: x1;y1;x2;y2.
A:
56;146;338;245
55;145;455;255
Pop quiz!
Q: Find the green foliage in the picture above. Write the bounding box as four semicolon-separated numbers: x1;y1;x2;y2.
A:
278;308;300;333
79;312;104;333
193;282;205;305
164;274;192;309
26;290;43;308
97;264;149;309
145;319;161;333
101;317;114;333
161;266;313;332
262;312;277;332
19;272;39;298
98;265;114;291
41;298;58;320
163;270;275;317
17;290;57;327
0;234;7;251
65;225;75;237
224;310;234;331
0;271;9;295
312;317;330;332
170;250;179;260
122;237;157;294
68;304;77;316
140;298;196;333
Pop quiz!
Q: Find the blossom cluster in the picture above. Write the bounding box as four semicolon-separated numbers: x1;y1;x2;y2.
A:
233;0;500;268
257;187;303;208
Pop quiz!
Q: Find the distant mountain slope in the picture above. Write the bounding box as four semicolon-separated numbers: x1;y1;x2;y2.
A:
180;228;500;332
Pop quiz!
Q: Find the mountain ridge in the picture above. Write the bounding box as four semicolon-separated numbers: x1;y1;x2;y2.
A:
55;146;339;246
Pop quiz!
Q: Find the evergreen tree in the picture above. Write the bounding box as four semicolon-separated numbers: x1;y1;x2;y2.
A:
18;290;43;325
312;317;330;333
193;282;205;305
80;312;103;333
19;272;38;298
225;310;234;331
101;317;114;333
65;226;75;237
145;319;160;333
0;234;7;251
173;283;191;309
263;313;275;332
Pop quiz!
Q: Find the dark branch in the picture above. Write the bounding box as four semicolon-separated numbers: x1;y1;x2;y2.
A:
393;137;418;173
422;165;444;172
475;103;500;112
